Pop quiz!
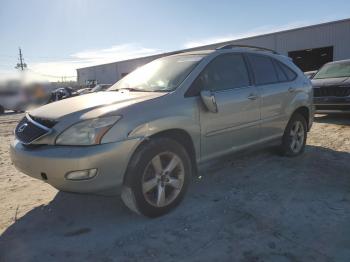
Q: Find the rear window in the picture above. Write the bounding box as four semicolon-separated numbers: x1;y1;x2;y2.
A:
273;60;288;82
247;54;278;85
277;61;297;81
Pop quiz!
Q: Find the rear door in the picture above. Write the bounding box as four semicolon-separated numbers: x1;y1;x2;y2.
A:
198;53;261;161
247;54;297;140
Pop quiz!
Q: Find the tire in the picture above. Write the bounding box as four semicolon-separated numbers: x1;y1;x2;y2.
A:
280;113;307;157
121;137;192;217
0;105;4;115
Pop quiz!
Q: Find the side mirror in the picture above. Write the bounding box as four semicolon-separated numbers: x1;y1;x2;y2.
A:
200;90;218;113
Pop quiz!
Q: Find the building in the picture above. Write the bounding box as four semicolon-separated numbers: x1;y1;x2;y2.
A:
77;18;350;85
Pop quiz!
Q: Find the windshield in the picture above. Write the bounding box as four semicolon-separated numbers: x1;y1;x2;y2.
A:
109;55;203;92
313;62;350;79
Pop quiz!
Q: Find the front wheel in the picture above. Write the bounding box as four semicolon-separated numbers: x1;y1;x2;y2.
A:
121;137;191;217
280;113;307;157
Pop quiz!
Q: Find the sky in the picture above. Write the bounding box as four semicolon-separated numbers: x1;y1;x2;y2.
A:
0;0;349;82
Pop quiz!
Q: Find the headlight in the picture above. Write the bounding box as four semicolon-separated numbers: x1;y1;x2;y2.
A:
56;116;121;145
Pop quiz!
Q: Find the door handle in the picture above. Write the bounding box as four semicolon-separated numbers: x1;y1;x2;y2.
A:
288;87;296;93
247;94;258;100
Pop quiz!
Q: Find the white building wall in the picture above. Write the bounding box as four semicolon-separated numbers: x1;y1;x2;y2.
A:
93;64;118;84
77;19;350;85
115;56;157;79
273;19;350;59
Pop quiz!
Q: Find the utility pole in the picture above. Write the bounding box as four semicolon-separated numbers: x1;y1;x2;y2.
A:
15;47;27;71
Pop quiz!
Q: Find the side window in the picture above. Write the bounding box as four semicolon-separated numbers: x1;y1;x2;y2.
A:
248;54;278;85
272;60;288;82
200;54;250;92
278;61;297;81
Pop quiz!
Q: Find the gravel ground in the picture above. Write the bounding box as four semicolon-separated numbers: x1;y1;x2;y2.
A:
0;112;349;262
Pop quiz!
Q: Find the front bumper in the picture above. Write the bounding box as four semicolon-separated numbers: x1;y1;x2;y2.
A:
314;96;350;113
10;138;142;194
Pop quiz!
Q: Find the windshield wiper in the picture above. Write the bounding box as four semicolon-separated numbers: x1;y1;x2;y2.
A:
110;88;146;92
109;87;172;92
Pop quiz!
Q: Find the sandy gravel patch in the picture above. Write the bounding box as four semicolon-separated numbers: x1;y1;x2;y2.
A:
0;113;349;261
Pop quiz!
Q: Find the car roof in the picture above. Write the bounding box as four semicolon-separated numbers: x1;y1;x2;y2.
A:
170;48;279;58
168;50;215;57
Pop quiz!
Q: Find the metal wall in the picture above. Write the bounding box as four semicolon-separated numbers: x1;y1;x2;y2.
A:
77;18;350;85
77;54;165;85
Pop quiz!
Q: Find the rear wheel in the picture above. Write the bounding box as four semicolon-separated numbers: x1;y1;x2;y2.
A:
121;137;191;217
280;113;307;156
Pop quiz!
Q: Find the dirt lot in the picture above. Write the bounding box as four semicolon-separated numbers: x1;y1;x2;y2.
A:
0;112;349;262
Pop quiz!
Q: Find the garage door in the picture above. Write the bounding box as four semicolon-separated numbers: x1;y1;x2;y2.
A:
288;46;333;72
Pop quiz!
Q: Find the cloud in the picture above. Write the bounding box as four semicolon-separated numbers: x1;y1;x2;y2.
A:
0;43;162;82
72;44;160;64
183;21;311;48
2;18;340;83
1;22;302;82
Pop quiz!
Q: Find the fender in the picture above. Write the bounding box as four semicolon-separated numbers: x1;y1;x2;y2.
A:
128;116;201;162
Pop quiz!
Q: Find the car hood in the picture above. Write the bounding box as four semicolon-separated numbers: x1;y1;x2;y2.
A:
311;77;350;87
29;91;166;120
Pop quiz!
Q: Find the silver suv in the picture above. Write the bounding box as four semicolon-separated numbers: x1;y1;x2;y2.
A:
10;46;313;217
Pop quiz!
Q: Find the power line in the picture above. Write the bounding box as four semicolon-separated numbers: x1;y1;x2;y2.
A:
14;48;76;80
27;68;76;79
0;48;76;81
0;53;77;60
0;55;16;58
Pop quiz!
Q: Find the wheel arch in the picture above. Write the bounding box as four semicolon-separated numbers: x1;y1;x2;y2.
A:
149;129;197;169
292;106;311;131
124;128;198;185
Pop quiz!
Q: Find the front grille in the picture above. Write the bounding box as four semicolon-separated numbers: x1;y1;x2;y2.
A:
15;116;51;144
313;85;350;97
316;105;350;111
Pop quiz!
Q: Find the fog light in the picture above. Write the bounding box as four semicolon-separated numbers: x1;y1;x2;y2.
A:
65;169;98;180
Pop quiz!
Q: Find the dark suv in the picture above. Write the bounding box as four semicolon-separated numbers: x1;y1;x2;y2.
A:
312;59;350;113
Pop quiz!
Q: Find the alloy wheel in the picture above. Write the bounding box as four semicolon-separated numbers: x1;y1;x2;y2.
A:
289;121;305;153
142;152;185;207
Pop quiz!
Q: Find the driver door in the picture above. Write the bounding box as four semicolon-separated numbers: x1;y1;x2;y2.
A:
198;53;261;161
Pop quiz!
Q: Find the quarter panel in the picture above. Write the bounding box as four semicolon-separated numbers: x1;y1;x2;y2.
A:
259;75;312;139
258;81;294;138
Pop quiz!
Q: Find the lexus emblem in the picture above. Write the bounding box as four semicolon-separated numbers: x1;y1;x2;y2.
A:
18;123;28;133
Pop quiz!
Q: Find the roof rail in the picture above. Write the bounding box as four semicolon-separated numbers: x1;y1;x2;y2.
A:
216;44;279;54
